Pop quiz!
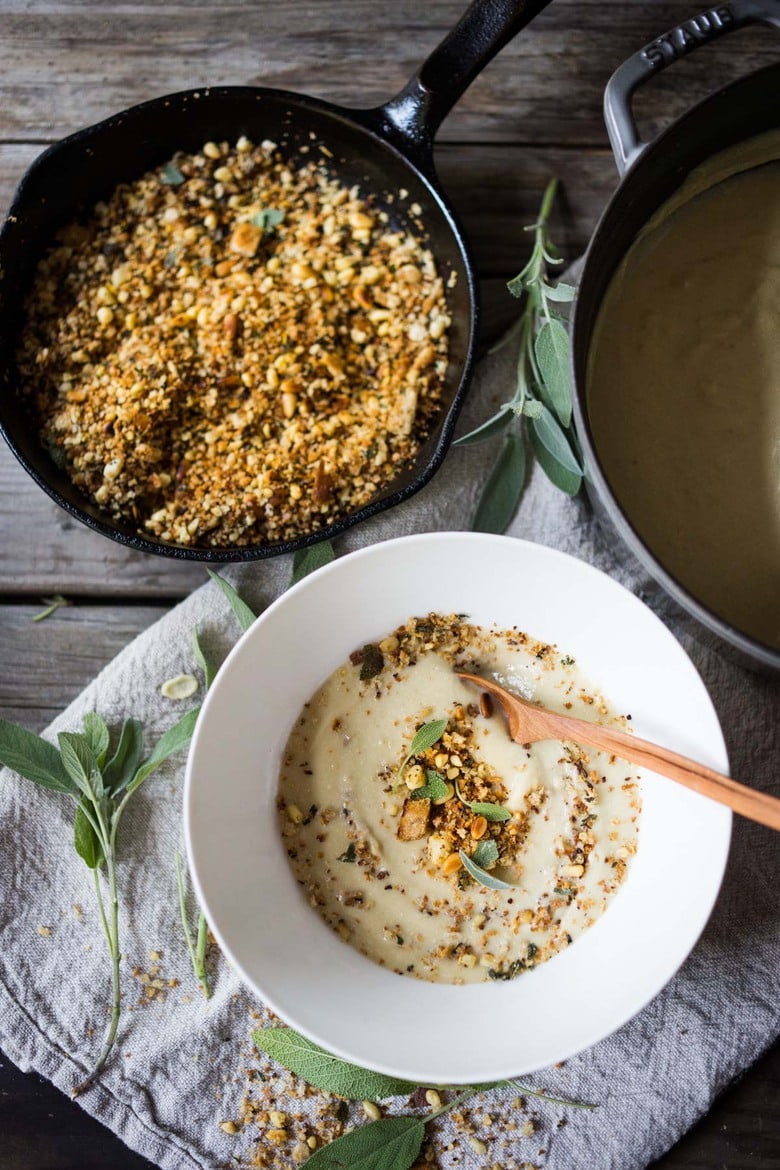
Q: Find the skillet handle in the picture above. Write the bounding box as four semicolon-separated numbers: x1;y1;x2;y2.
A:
605;0;780;175
369;0;552;167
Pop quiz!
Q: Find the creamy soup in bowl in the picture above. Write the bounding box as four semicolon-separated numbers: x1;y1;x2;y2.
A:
184;533;731;1083
278;613;640;984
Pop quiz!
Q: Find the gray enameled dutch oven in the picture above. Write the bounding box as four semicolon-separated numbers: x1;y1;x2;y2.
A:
571;0;780;673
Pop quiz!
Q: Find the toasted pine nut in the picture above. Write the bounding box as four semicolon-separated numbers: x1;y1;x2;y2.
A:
441;852;463;876
471;815;488;840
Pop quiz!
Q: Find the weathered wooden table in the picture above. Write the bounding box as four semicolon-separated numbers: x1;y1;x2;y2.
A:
1;2;778;1167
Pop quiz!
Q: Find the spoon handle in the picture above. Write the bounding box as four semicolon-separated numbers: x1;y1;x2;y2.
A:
538;710;780;831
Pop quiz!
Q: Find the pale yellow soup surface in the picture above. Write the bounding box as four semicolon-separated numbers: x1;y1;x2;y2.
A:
277;614;640;985
588;136;780;650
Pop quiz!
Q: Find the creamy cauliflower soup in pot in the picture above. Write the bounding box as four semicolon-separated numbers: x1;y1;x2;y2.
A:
587;132;780;652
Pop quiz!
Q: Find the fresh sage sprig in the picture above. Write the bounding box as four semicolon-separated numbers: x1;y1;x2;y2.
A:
175;851;211;999
31;593;70;622
253;1025;595;1170
253;1028;415;1098
456;179;584;533
0;707;197;1094
206;569;256;633
175;572;263;995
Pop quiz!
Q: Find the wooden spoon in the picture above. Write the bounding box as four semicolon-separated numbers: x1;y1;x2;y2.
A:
456;671;780;831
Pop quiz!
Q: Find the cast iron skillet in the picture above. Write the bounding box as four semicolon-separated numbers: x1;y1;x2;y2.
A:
571;0;780;673
0;0;550;562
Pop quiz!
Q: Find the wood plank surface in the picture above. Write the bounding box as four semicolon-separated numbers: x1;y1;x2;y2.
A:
0;603;168;725
0;1;775;147
1;1;779;1167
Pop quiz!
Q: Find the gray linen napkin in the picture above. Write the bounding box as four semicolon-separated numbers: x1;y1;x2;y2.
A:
1;330;778;1170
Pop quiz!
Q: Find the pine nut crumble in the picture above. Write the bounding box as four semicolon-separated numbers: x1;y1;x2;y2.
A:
18;138;451;547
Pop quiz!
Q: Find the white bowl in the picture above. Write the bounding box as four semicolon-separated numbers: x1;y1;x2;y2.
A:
184;533;731;1084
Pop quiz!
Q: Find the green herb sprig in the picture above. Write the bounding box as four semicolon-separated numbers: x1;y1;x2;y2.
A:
174;572;263;996
456;179;584;533
396;719;447;783
253;1026;596;1170
31;594;70;622
175;851;211;998
0;708;197;1094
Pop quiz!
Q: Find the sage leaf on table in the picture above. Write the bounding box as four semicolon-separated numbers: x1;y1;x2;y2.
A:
206;569;257;632
57;731;99;797
528;414;583;496
454;406;512;448
535;318;573;428
291;538;336;585
73;801;103;869
82;712;110;768
306;1115;427;1170
175;851;211;998
192;627;218;690
0;719;72;791
253;1028;415;1099
456;178;584;530
473;430;527;535
0;706;198;1094
528;403;582;479
126;706;199;794
102;718;144;796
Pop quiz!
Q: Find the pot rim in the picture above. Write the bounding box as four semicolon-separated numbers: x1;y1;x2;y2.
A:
571;61;780;673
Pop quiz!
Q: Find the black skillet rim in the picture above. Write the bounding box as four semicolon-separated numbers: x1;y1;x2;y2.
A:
571;62;780;673
0;84;479;563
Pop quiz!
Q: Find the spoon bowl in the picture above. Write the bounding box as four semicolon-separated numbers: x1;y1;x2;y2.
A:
457;671;780;830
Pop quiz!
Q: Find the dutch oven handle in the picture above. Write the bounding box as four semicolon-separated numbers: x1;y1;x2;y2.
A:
605;0;780;174
362;0;552;171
